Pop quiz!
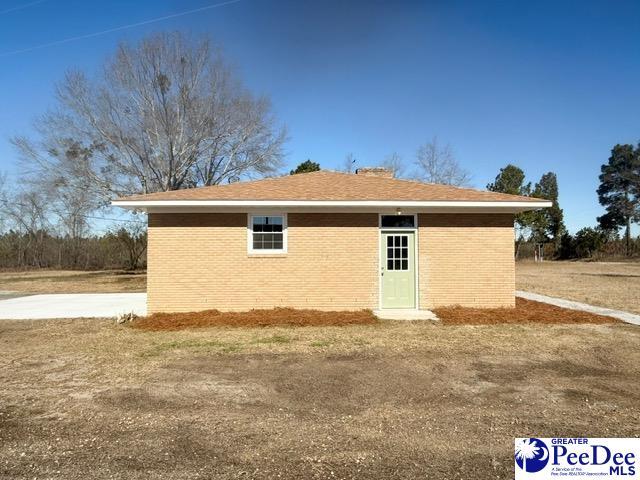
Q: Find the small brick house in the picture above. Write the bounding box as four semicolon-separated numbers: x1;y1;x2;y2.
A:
113;169;550;314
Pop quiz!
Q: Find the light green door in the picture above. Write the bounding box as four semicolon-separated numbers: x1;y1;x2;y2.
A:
381;232;416;309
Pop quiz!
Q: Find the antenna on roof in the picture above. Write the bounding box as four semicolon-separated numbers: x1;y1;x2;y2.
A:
343;153;357;173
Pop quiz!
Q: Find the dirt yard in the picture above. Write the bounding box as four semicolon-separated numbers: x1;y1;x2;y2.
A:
517;261;640;314
0;270;146;294
1;319;638;479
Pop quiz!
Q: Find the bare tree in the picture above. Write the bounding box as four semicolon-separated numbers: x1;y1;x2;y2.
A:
380;152;405;178
0;185;52;267
414;137;471;186
0;173;8;235
108;223;147;271
48;183;97;268
12;32;286;203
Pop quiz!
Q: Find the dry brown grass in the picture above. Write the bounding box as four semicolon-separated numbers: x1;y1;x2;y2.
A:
434;297;618;325
0;269;146;293
133;307;378;331
0;318;638;479
517;260;640;314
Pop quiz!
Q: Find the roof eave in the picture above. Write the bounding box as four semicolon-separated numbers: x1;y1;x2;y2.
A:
112;199;552;214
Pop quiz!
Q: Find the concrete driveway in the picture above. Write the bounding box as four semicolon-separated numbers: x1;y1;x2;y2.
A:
0;293;147;319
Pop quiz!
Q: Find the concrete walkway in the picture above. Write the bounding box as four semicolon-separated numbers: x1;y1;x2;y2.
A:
516;290;640;326
0;293;147;320
373;309;438;320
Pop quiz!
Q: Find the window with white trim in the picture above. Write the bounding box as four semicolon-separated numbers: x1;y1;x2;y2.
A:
248;214;287;253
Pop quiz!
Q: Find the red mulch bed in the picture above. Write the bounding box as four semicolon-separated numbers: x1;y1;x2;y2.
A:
132;308;379;331
433;298;619;325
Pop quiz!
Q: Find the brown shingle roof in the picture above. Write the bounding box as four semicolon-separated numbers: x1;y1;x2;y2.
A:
115;170;543;203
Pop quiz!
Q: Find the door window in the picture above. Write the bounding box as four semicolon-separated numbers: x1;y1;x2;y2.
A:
386;235;409;270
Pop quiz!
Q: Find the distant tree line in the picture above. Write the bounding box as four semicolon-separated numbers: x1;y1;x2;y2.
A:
0;228;147;270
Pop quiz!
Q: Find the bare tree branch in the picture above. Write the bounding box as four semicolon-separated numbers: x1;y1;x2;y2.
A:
414;137;471;186
12;32;286;201
379;152;405;178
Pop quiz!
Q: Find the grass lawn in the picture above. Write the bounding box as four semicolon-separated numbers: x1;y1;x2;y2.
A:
0;270;146;294
1;318;638;479
516;260;640;314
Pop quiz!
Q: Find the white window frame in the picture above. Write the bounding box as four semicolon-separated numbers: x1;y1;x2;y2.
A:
247;213;288;254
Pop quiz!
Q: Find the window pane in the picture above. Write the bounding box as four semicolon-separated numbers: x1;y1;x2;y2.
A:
401;236;407;247
387;259;394;270
394;236;400;247
387;236;393;247
387;248;394;259
252;231;284;251
395;248;401;258
381;215;415;228
253;216;284;228
395;259;401;270
401;260;408;270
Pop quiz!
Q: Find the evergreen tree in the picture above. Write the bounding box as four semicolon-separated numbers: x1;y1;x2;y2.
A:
487;164;535;254
487;164;531;196
573;227;607;259
290;159;320;175
597;144;640;255
531;172;566;247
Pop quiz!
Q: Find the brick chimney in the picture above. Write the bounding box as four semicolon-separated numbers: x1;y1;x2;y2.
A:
355;167;394;178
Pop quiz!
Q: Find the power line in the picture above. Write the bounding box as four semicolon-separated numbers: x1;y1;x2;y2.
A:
0;0;243;57
0;0;46;16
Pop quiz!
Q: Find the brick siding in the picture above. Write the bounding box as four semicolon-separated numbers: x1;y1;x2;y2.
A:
147;212;515;313
147;213;379;313
418;213;515;308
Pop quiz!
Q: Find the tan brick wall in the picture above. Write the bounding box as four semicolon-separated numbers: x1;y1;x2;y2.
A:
147;212;515;313
147;213;379;313
418;213;515;308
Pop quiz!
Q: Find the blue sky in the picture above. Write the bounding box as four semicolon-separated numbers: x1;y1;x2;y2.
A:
1;0;639;233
